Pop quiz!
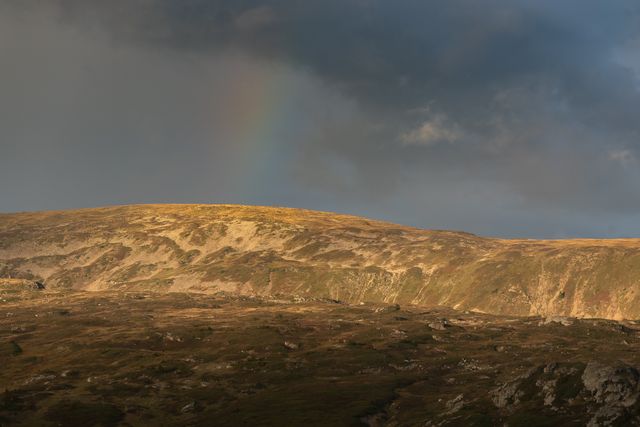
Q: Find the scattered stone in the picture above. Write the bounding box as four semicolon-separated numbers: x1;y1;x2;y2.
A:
390;329;407;339
445;394;464;414
163;332;183;342
374;304;401;313
539;316;574;326
389;362;419;371
23;374;56;385
458;358;483;371
181;401;197;413
428;319;450;330
283;341;299;350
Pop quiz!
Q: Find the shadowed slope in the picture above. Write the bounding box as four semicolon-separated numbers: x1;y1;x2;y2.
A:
2;204;640;319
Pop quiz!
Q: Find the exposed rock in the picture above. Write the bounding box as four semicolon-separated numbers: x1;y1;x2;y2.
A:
428;319;450;330
163;332;183;342
581;362;640;407
283;341;299;350
492;363;583;410
181;401;197;413
491;372;529;408
458;358;485;371
587;406;626;427
492;361;640;426
23;374;56;385
390;329;407;339
444;394;464;414
375;304;401;313
540;316;574;326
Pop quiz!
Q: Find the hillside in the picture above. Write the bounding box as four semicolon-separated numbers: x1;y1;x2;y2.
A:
2;204;640;319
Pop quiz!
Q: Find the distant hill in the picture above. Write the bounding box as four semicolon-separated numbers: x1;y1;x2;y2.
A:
2;204;640;319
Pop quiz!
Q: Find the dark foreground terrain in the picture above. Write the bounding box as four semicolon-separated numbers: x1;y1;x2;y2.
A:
2;287;640;426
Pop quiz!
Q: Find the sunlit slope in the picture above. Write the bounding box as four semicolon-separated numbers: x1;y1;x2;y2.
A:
2;204;640;319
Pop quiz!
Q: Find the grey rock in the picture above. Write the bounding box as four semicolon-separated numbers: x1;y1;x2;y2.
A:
181;401;196;413
428;319;450;330
445;394;464;414
581;361;640;407
492;380;523;408
283;341;299;350
539;316;574;326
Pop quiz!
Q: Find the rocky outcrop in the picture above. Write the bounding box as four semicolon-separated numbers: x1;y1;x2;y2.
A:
492;362;640;426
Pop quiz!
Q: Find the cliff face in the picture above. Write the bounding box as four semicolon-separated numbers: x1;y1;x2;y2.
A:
2;204;640;319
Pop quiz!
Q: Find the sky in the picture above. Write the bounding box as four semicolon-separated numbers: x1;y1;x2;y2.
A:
1;1;640;238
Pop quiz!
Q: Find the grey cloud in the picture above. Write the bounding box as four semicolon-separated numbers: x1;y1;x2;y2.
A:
2;1;640;237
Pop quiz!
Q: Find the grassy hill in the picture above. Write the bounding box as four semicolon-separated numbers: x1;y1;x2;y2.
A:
2;204;640;319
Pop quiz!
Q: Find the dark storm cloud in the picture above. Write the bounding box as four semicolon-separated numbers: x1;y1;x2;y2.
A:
1;1;640;237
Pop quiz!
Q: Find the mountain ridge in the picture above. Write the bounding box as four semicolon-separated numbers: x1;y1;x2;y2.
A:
2;204;640;320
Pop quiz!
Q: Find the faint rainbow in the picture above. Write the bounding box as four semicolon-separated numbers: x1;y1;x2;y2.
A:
211;61;294;185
